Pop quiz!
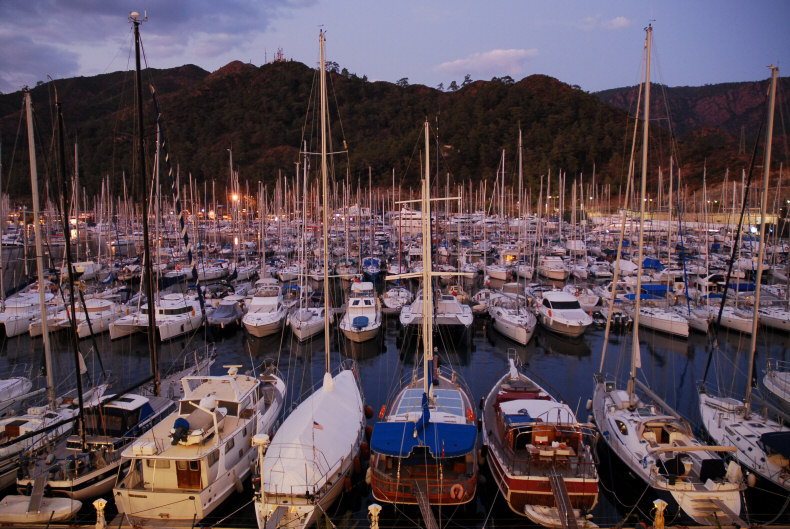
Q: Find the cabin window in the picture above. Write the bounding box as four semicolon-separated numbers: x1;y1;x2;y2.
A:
225;437;235;453
207;451;219;467
180;401;198;414
146;459;170;469
615;420;628;435
218;400;238;416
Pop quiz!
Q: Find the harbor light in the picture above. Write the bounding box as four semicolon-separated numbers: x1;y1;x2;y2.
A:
234;237;239;246
232;193;239;202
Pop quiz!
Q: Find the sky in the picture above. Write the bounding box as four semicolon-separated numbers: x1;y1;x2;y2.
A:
1;0;788;95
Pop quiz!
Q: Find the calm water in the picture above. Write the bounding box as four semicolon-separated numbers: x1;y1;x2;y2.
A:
1;248;789;526
2;278;789;527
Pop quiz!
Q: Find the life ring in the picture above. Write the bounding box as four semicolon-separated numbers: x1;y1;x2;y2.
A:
450;483;464;500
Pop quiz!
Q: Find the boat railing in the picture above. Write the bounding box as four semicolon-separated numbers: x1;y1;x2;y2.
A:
489;434;597;479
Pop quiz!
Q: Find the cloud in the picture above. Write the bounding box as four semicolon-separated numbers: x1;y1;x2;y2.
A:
578;15;633;31
434;48;538;80
0;0;315;92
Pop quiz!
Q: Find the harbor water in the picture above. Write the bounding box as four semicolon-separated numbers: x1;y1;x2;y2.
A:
1;267;789;527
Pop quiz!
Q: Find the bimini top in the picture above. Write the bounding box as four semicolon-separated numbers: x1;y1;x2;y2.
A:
371;420;477;458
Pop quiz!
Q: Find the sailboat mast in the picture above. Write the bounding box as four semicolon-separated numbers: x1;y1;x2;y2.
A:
746;66;778;413
319;30;332;376
629;23;652;396
24;92;55;410
132;12;159;395
422;120;433;396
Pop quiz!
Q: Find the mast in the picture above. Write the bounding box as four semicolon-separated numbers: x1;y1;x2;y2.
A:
25;90;57;410
319;30;333;383
422;120;433;397
628;23;652;399
745;66;778;415
131;11;159;396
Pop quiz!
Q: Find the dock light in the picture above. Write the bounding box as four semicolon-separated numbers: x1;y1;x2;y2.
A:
232;194;239;202
234;237;239;246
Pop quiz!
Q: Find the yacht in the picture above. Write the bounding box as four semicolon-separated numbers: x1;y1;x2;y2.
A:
339;281;381;343
242;278;286;338
380;285;413;314
488;292;537;345
0;283;58;337
535;290;592;338
400;289;473;344
537;255;569;281
114;365;286;525
108;293;203;341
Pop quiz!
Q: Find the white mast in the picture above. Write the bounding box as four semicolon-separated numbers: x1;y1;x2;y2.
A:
746;65;778;415
420;120;435;398
319;30;333;387
25;90;56;409
628;23;652;399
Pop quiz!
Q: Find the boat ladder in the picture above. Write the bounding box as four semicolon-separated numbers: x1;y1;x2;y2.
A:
264;505;288;529
26;460;49;514
548;470;578;529
697;498;747;527
413;481;438;529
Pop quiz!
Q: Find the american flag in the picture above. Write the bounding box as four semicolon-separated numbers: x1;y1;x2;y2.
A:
313;421;323;430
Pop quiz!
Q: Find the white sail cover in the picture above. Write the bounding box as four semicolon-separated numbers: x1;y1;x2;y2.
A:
262;370;363;495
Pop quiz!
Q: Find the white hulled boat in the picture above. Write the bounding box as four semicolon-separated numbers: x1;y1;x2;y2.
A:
535;290;592;338
339;280;381;343
114;365;285;525
254;32;366;529
242;278;286;338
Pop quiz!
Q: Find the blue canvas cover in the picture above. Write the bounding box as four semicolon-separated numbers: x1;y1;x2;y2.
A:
370;421;478;458
642;258;665;271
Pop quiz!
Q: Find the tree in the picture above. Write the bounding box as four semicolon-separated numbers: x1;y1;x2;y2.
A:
341;67;350;78
448;80;459;91
437;82;444;91
396;77;409;87
462;74;472;87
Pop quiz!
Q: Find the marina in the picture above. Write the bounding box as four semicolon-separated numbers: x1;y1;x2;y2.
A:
0;17;787;529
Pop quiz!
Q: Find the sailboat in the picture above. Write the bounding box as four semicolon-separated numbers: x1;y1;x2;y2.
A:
699;66;790;499
591;25;744;524
368;121;478;511
254;31;366;529
0;88;97;525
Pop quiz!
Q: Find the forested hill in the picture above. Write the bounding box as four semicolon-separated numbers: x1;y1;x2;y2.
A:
0;59;765;199
596;77;790;159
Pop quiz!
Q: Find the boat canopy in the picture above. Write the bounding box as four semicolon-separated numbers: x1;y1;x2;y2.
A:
371;421;477;458
760;431;790;459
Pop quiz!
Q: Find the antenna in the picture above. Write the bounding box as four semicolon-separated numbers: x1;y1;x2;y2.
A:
129;11;148;23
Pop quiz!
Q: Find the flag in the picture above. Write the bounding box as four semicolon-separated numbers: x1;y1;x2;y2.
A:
313;421;323;430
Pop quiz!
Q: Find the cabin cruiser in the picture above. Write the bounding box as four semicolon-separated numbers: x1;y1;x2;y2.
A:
534;290;592;338
339;281;381;343
242;278;286;338
114;365;285;525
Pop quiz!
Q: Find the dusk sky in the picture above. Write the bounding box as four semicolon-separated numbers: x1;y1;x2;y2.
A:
1;0;788;95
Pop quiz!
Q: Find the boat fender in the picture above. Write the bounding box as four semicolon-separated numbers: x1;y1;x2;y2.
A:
450;484;464;500
353;456;361;474
344;476;352;492
585;398;592;411
365;467;372;485
478;397;484;411
364;405;374;419
365;425;373;442
234;473;244;494
360;442;370;460
378;405;386;419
